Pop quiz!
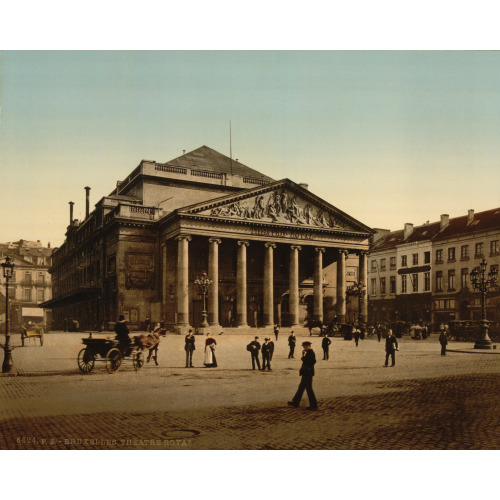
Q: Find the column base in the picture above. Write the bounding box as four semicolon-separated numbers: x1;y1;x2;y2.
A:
174;324;193;335
474;339;493;349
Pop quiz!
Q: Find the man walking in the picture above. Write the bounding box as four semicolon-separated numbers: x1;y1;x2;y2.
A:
321;336;331;360
262;338;272;371
288;331;297;359
384;329;399;367
439;329;448;356
248;336;261;370
184;329;195;367
288;341;318;410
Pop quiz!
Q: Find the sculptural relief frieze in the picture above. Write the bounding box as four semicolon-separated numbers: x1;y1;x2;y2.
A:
206;189;346;229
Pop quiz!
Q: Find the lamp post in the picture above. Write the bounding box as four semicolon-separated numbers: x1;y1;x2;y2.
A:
2;256;15;374
469;258;498;349
194;272;212;333
346;281;366;324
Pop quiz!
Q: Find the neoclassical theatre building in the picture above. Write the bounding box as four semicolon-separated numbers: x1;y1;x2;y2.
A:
44;146;373;333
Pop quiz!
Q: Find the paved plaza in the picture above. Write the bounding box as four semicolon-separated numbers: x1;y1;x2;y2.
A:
1;329;499;450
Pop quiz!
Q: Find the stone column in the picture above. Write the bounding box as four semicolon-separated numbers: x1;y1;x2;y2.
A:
263;242;276;327
359;250;368;324
176;235;192;332
208;238;222;327
337;249;348;323
314;247;325;323
236;241;249;327
289;245;302;327
161;243;167;320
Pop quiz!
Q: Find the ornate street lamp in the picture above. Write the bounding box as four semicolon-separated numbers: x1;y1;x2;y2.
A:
194;272;212;333
2;256;15;374
469;258;498;349
346;281;366;323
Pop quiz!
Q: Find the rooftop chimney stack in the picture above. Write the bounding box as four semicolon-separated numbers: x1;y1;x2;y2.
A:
404;223;414;239
85;186;91;218
467;209;474;225
69;201;74;224
440;214;449;230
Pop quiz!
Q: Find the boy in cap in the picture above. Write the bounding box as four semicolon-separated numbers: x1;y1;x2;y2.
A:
262;338;272;371
288;341;318;410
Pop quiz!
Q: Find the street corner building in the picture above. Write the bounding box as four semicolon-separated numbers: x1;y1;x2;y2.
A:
42;146;374;334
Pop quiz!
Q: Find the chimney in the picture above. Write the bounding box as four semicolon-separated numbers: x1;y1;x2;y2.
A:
85;186;91;218
404;223;414;239
69;201;74;224
467;209;474;225
298;183;309;190
371;228;391;244
440;214;449;230
48;242;51;249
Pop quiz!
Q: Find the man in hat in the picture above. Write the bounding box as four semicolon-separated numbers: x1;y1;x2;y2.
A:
262;338;272;371
114;314;131;354
288;330;297;359
248;336;261;370
288;341;318;410
384;329;399;366
185;329;196;367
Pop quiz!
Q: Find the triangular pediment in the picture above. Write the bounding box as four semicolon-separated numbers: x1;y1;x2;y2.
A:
178;180;372;235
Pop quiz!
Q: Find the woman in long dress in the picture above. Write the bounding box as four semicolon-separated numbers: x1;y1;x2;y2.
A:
203;333;217;368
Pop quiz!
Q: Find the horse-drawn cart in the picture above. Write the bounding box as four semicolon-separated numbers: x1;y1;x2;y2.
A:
77;336;145;374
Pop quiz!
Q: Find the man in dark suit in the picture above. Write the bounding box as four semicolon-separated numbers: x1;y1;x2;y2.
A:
439;330;448;356
384;329;399;367
262;338;272;371
288;341;318;410
184;329;195;367
288;331;297;359
248;336;261;370
114;314;131;354
321;336;331;360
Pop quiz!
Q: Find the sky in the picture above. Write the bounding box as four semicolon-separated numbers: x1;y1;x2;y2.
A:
1;50;500;248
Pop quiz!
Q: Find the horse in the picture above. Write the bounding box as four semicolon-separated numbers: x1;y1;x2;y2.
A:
133;328;167;365
304;316;324;336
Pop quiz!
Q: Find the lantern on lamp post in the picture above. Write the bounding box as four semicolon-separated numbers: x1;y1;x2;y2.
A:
194;272;212;333
469;258;498;349
346;281;366;324
2;256;15;374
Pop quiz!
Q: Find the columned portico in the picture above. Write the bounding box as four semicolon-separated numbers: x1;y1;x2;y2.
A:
263;242;276;327
313;247;325;323
289;245;302;327
208;238;222;327
236;240;249;327
161;243;167;318
337;249;348;323
359;250;368;323
176;235;192;332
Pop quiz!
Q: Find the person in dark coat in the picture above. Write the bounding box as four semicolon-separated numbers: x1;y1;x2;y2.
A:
248;336;261;370
384;329;399;367
288;331;297;359
321;336;331;360
274;324;280;341
288;341;318;410
114;315;131;354
439;330;448;356
184;329;195;367
269;339;275;361
262;338;272;370
353;324;360;347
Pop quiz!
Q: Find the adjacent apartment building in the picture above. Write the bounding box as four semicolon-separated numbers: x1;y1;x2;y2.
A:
368;208;500;327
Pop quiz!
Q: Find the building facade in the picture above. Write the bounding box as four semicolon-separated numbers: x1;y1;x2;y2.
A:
44;146;373;333
0;240;53;330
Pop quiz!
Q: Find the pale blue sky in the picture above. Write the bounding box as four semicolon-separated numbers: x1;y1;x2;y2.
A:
1;51;500;247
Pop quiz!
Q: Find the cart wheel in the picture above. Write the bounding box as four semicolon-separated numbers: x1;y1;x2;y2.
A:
133;351;145;371
106;348;122;373
77;348;95;373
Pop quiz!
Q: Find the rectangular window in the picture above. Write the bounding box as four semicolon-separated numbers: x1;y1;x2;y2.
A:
424;272;430;291
448;270;455;291
37;289;45;302
412;253;418;266
371;260;377;272
401;255;407;267
23;288;32;301
390;257;396;270
424;251;430;264
401;274;407;293
491;240;499;256
461;268;468;289
475;242;484;257
37;274;45;285
412;273;418;292
461;245;469;260
380;258;386;271
380;277;386;295
371;278;377;296
448;247;456;262
436;249;443;263
390;276;396;294
24;272;32;284
436;271;443;292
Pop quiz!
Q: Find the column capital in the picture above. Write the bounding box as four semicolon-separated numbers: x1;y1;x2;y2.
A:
290;245;302;251
237;240;249;247
338;249;349;257
265;242;277;249
176;235;192;242
209;237;222;245
358;250;368;257
315;247;325;253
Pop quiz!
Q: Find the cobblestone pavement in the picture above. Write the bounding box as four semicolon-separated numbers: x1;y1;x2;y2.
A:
1;331;499;450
